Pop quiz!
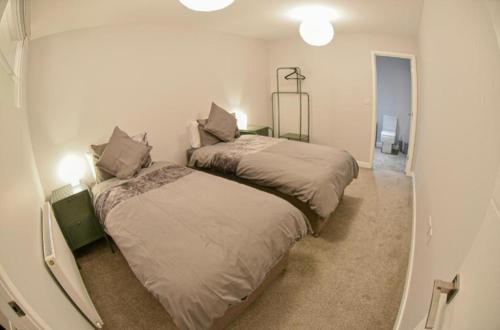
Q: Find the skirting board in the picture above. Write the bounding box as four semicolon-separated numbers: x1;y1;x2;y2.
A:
357;161;372;169
393;172;416;330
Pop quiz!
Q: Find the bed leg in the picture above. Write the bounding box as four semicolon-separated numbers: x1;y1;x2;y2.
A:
103;233;115;254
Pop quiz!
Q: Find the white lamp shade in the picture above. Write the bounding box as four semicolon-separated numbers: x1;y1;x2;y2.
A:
179;0;234;12
234;111;248;130
299;19;334;47
58;154;85;187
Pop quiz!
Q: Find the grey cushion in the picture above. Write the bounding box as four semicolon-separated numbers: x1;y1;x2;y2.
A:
91;133;152;183
90;144;114;183
96;127;152;180
197;119;222;146
204;103;237;142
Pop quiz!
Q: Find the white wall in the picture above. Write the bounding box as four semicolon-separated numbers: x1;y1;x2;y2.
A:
399;0;500;328
413;186;500;330
0;45;91;329
413;164;500;330
267;34;417;163
376;56;411;145
27;27;418;193
27;24;270;195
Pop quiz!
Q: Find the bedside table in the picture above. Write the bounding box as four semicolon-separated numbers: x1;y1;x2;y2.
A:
240;125;271;136
50;184;109;252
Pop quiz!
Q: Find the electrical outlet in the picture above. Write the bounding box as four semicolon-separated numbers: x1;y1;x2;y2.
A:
427;215;433;238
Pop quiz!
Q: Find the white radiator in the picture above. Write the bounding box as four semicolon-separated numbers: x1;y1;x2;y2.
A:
42;202;104;329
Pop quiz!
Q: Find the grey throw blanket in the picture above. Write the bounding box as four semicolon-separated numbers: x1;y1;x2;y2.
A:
95;164;193;222
189;135;359;219
192;135;281;174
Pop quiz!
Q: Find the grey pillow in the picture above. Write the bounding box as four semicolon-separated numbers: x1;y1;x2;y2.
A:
204;103;237;142
197;117;239;146
197;119;222;146
91;133;152;182
90;144;114;183
96;127;152;180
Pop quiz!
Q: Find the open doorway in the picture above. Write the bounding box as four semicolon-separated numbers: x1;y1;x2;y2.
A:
370;52;418;175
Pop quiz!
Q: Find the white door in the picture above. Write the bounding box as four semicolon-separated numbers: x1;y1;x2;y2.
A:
414;167;500;330
0;267;40;330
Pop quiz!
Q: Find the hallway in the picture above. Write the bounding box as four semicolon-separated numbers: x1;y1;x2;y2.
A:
373;148;407;173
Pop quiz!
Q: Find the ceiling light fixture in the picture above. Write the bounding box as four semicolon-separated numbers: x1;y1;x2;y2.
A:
179;0;234;12
299;18;334;47
289;6;337;47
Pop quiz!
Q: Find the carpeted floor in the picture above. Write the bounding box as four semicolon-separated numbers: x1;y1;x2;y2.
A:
77;167;413;330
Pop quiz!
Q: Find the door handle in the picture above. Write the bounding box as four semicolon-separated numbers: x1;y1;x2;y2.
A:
425;275;460;329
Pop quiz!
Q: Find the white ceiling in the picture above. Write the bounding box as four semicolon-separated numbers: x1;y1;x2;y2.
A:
30;0;423;40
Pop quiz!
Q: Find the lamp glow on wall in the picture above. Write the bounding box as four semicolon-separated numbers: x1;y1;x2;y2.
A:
85;152;97;182
234;110;248;130
179;0;234;12
289;6;337;47
58;154;86;187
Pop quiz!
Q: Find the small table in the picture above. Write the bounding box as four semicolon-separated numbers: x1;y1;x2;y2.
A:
240;125;272;136
50;184;113;252
279;132;310;142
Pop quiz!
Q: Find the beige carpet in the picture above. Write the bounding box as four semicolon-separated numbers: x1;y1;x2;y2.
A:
77;167;413;330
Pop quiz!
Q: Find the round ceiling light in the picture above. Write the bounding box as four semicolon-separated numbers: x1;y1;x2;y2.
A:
299;18;334;47
179;0;234;12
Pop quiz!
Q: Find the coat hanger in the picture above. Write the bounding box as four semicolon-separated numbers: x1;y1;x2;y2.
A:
284;68;306;80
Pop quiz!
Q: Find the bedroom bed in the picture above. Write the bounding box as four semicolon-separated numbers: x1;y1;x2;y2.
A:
92;161;309;330
187;135;359;236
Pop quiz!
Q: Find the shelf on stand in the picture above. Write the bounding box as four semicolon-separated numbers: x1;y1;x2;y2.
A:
279;133;309;142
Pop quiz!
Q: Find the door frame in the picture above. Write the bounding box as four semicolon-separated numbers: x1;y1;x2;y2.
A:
370;51;418;175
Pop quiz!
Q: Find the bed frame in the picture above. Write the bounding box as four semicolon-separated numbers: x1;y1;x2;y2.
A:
192;166;340;237
106;237;289;330
211;252;289;330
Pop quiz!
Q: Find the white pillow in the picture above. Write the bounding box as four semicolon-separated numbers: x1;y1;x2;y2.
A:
187;121;201;148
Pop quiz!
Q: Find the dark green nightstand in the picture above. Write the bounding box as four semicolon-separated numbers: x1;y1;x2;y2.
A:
50;184;108;252
240;125;271;136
